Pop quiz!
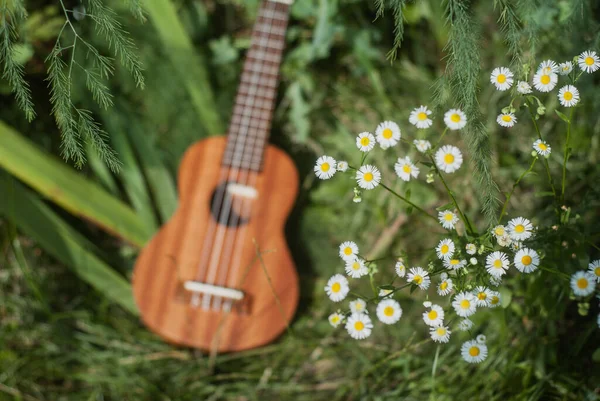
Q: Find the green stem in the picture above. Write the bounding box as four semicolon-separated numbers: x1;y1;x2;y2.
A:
379;183;437;222
433;127;449;149
561;108;575;203
498;157;537;224
526;101;557;200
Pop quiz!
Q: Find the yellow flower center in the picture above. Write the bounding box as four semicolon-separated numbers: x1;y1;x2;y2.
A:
494;227;505;236
477;292;487;300
497;74;506;83
363;172;373;182
521;255;532;265
417;112;428;121
352;262;360;270
331;283;341;293
331;316;340;323
595;267;600;277
515;224;525;233
382;128;393;139
360;137;370;146
403;165;412;173
540;74;551;85
413;275;423;285
428;310;438;320
538;143;547;151
493;260;502;268
501;115;512;122
563;91;573;101
576;277;588;289
344;247;353;255
384;306;395;316
441;245;449;254
436;327;446;336
450;113;461;123
444;213;454;221
450;259;459;265
354;321;364;331
491;296;499;305
460;299;470;309
469;346;480;357
585;56;594;66
440;282;448;290
444;154;455;164
321;162;330;172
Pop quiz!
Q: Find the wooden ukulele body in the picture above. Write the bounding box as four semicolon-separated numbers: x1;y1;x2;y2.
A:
132;136;299;352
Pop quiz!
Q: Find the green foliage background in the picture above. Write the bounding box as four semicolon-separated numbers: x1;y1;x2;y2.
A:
1;0;600;400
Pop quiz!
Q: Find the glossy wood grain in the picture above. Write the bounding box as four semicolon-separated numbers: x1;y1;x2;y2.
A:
132;136;299;352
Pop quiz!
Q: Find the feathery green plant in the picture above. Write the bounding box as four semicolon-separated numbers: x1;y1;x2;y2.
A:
373;0;410;61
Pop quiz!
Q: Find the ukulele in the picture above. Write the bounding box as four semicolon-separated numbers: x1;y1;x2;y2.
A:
132;0;299;352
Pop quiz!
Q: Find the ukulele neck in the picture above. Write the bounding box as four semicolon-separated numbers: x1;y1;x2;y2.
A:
222;0;291;172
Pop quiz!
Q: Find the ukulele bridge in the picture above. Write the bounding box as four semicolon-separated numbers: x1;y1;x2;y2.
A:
183;281;245;301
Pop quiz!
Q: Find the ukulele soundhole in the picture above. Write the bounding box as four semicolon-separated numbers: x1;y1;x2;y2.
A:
210;181;254;227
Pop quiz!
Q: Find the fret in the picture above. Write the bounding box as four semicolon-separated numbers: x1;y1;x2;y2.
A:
246;62;280;76
256;10;288;21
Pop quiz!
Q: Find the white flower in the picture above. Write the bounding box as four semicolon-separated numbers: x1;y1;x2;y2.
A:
452;292;477;317
489;275;503;287
473;286;492;307
409;106;433;129
436;238;455;260
345;258;369;278
435;145;463;173
438;210;459;230
314;156;336;180
339;241;359;261
376;299;403;324
588;260;600;283
356;132;376;152
325;274;349;302
413;139;432;153
430;325;451;343
476;334;487;344
356;165;381;190
514;248;540;273
570;271;596;297
395;260;406;278
437;277;453;296
507;217;533;241
349;298;367;314
423;301;432;308
490;67;514;91
486;251;510;278
491;225;506;238
470;257;478;265
488;291;501;308
558;61;573;75
497;234;512;248
461;340;488;363
345;313;373;339
458;318;474;331
407;267;430;290
337;161;348;172
328;312;344;327
558;85;580;107
379;288;393;298
533;71;558;92
444;258;467;271
375;121;401;149
597;313;600;329
466;243;477;255
496;113;517;128
517;81;532;94
578;50;600;73
533;139;551;156
444;109;467;130
537;60;558;75
394;156;420;182
422;304;445;327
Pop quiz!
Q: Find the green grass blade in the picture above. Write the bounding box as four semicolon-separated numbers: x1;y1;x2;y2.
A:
0;173;138;315
0;121;150;247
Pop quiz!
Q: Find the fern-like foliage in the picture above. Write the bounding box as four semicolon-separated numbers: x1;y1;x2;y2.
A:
494;0;523;68
0;0;35;121
373;0;410;61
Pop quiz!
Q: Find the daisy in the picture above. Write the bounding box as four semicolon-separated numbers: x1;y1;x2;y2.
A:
533;139;551;156
533;70;558;92
537;60;558;75
444;109;467;130
345;258;369;278
558;61;573;75
376;299;403;324
325;274;349;302
328;312;344;327
395;260;406;278
470;257;478;265
514;248;540;273
476;334;487;344
314;156;336;180
496;113;517;128
422;304;445;327
492;225;506;238
356;165;381;190
473;286;492;307
466;243;477;255
436;238;455;260
423;301;432;308
462;340;488;363
457;318;474;331
578;50;600;73
570;271;596;297
485;251;510;278
394;156;420;181
558;85;580;107
517;81;532;94
438;210;459;230
488;291;501;308
407;267;430;290
452;291;477;317
489;275;503;287
430;325;451;343
507;217;533;241
339;241;359;261
437;274;454;296
490;67;514;91
409;106;433;129
413;139;432;153
349;298;367;314
345;313;373;339
444;258;467;270
356;132;376;152
337;161;348;172
379;288;393;298
588;260;600;282
435;145;463;173
497;234;512;248
375;121;401;149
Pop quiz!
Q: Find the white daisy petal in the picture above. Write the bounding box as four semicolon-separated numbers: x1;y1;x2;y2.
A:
349;298;367;314
488;291;501;308
444;258;467;271
435;145;463;173
473;286;493;307
356;165;381;190
314;156;336;180
514;248;540;273
407;267;430;290
457;318;474;331
465;243;477;255
422;304;444;327
409;106;433;129
337;161;348;172
345;313;373;339
496;113;517;128
537;60;559;75
413;139;432;153
452;291;477;317
356;132;376;152
462;340;488;363
375;121;401;149
325;274;349;302
558;85;580;107
588;259;600;283
395;260;406;278
578;50;600;73
507;217;533;241
328;312;344;327
570;271;596;297
339;241;359;261
533;139;551;156
345;258;369;278
444;109;467;130
438;210;459;230
436;238;455;260
376;299;403;324
558;61;573;75
490;67;514;91
517;81;532;94
485;251;510;278
430;325;451;343
394;156;420;182
533;71;558;92
437;277;453;296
